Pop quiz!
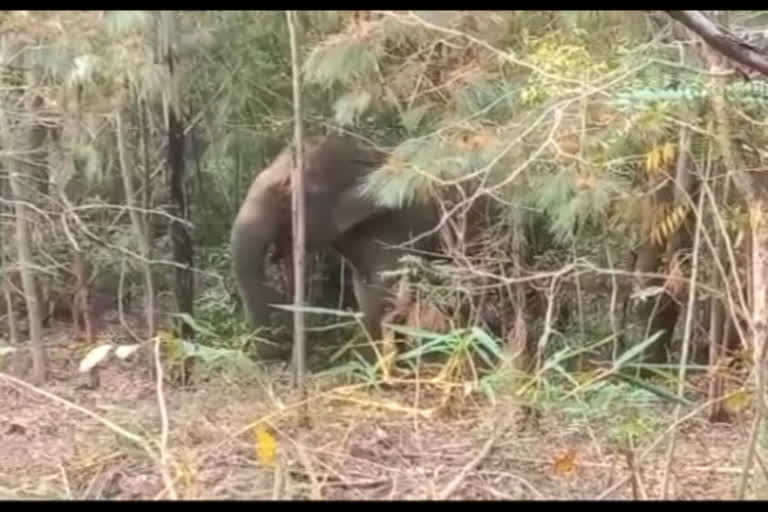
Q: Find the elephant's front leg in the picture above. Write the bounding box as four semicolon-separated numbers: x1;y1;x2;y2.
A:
351;267;392;362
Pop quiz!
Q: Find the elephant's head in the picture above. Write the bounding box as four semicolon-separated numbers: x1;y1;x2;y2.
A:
230;134;395;334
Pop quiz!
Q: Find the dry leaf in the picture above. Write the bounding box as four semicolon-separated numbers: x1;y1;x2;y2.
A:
79;344;113;373
553;449;578;476
114;344;141;359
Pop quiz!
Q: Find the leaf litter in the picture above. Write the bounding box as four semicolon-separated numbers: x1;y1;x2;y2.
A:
0;327;756;500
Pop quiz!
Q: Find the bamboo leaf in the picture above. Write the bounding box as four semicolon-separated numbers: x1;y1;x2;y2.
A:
614;330;663;368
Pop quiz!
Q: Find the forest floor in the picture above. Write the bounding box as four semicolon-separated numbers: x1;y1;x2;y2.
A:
0;324;759;500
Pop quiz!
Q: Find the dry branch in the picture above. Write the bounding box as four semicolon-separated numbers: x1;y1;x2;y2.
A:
665;11;768;77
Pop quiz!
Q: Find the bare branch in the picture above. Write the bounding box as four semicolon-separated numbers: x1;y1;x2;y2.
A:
665;10;768;77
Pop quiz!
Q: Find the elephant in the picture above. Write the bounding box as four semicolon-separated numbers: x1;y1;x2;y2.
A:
231;133;442;360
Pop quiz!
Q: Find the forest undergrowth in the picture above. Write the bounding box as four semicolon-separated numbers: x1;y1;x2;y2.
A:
0;307;756;500
3;10;768;501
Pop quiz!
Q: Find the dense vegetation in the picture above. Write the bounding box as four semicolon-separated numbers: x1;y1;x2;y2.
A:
2;10;768;500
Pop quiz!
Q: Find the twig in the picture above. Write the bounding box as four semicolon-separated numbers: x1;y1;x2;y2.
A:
294;442;323;500
153;334;177;500
478;471;545;499
437;430;497;499
661;126;700;500
272;458;285;500
57;461;72;500
597;391;744;499
0;371;171;484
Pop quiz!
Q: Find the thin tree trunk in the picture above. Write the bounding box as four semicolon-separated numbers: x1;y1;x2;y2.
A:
689;12;768;496
6;160;46;384
0;37;47;382
286;10;307;392
139;96;152;245
115;111;155;349
162;11;195;347
0;224;19;345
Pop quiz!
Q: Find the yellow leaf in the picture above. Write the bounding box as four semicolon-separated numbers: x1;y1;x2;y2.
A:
670;206;682;228
650;227;661;246
645;150;654;173
662;142;676;166
724;389;752;414
252;424;278;466
553;449;578;476
664;214;675;238
652;147;661;172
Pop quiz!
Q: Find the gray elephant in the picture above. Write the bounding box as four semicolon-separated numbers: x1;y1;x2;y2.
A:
231;133;441;360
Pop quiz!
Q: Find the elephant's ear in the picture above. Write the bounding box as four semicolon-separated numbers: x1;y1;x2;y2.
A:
333;187;387;233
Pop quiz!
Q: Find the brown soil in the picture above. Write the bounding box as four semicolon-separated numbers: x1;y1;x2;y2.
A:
0;327;758;500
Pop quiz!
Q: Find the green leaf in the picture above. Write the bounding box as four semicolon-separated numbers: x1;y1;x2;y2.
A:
613;372;693;406
469;327;503;364
387;324;451;342
271;304;362;318
176;313;218;338
397;336;454;360
180;341;254;368
614;330;663;368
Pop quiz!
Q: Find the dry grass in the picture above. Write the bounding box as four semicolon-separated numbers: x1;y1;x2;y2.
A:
0;327;757;500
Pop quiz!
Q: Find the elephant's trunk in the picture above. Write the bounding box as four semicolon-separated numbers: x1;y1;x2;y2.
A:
231;193;287;330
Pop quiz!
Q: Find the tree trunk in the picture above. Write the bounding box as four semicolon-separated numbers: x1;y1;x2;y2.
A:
633;128;695;366
162;11;195;345
286;9;308;392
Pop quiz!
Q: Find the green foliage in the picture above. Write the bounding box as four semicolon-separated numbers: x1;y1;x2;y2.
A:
358;136;443;208
613;78;768;110
333;89;372;127
9;9;768;398
399;102;437;134
304;35;381;88
519;28;619;105
529;165;628;244
394;325;503;369
454;76;518;120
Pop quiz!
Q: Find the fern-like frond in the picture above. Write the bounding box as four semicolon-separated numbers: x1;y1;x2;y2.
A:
358;137;447;208
304;30;382;88
612;79;768;110
454;75;518;120
333;89;372;127
400;102;437;134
